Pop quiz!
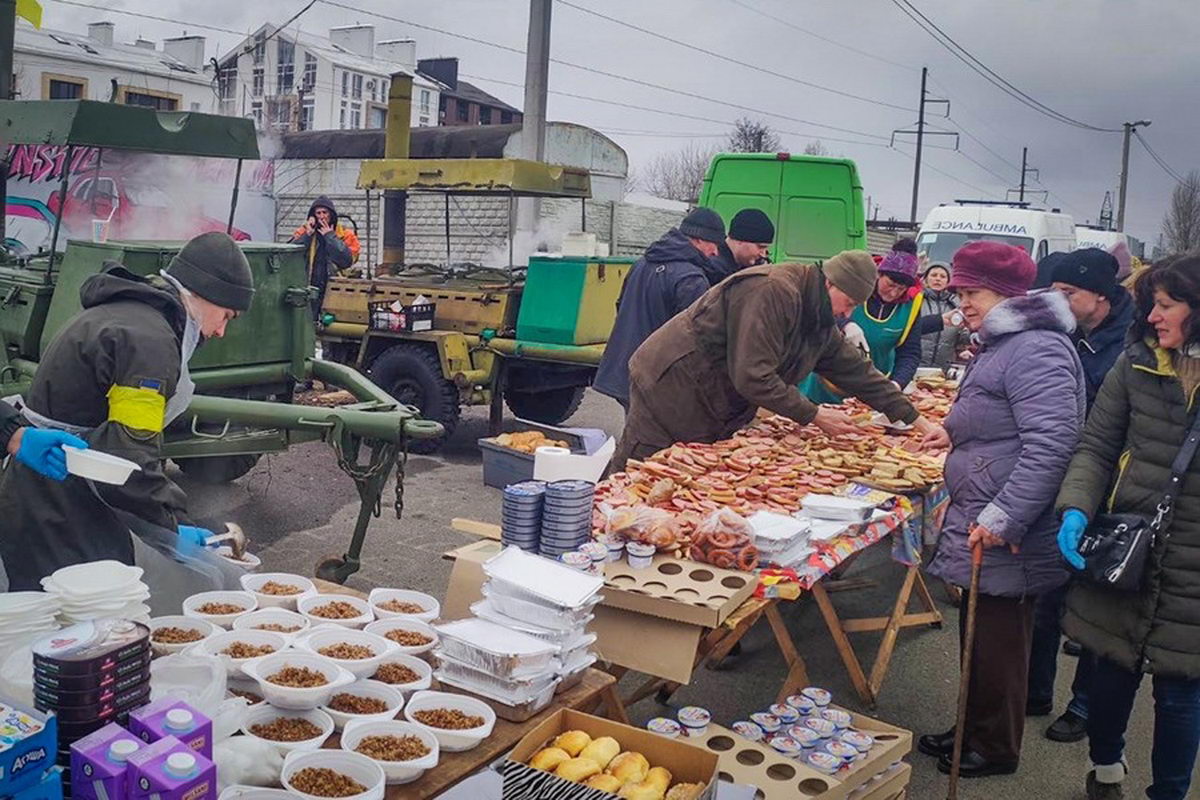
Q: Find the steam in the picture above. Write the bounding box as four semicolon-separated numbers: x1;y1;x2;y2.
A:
479;204;581;267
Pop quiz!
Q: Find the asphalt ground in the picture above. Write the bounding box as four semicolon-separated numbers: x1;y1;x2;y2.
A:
177;389;1185;800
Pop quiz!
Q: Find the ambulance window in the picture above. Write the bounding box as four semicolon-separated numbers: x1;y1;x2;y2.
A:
1037;240;1049;260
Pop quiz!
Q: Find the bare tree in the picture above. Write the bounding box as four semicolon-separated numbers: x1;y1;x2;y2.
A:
1163;170;1200;254
639;142;718;203
727;118;781;153
803;140;830;156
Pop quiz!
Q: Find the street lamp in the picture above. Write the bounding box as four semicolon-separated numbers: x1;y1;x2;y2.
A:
1117;119;1151;232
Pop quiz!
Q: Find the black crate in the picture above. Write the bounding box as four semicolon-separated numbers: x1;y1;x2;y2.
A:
368;300;436;332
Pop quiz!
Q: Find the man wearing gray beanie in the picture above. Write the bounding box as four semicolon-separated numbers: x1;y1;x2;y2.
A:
0;232;254;590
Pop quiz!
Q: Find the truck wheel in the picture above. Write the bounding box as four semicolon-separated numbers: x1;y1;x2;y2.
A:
369;344;460;454
505;387;585;425
176;454;261;484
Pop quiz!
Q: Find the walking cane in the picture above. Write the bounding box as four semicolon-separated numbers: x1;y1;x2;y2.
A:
948;539;984;800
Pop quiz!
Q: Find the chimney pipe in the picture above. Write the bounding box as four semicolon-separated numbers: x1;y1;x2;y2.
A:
87;21;114;47
381;72;413;269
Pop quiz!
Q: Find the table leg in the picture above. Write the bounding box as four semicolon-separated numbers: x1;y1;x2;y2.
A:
867;566;919;698
810;581;875;707
912;567;944;627
764;602;812;705
598;683;631;725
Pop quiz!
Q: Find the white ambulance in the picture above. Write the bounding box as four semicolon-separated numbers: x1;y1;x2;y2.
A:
1075;226;1128;252
916;202;1076;265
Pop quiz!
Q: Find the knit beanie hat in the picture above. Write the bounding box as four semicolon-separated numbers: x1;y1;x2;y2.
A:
948;241;1035;298
923;261;951;280
166;232;255;311
878;250;920;285
728;208;775;244
1033;250;1069;290
678;207;725;245
822;250;878;305
1050;247;1120;300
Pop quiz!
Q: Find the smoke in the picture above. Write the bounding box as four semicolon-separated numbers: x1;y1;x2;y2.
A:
479;204;581;268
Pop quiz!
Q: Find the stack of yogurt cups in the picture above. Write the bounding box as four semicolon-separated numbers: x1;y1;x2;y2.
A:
643;705;711;741
501;481;547;552
726;686;876;775
538;480;596;558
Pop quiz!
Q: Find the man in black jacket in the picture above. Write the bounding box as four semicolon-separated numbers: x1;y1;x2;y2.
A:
594;208;725;409
710;208;775;281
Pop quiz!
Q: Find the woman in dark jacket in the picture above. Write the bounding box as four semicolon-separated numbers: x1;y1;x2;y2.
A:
919;241;1086;778
918;262;970;369
1057;254;1200;800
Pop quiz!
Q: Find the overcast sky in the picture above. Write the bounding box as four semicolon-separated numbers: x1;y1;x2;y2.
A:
40;0;1199;245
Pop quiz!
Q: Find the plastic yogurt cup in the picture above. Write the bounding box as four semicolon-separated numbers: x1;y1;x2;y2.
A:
837;730;874;754
786;694;817;716
801;686;832;708
558;551;593;572
822;739;859;765
787;725;822;750
605;541;625;562
677;706;711;731
579;542;607;561
805;750;842;775
749;712;781;734
803;717;837;739
731;721;764;742
820;708;852;730
768;735;804;759
626;541;656;570
769;703;799;724
646;717;682;738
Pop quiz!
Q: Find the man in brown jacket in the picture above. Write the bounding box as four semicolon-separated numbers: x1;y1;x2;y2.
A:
613;251;939;468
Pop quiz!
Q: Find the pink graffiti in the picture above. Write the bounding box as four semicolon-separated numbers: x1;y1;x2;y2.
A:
5;145;100;183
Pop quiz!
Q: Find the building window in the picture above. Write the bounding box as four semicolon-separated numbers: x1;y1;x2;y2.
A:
252;31;266;65
252;67;264;97
366;78;377;102
381;79;388;99
300;96;314;130
419;89;430;114
303;52;317;90
339;102;346;129
418;115;430;126
351;73;363;100
268;97;291;132
122;89;179;110
500;110;513;124
350;102;362;129
341;70;349;97
455;101;469;123
277;38;294;94
369;106;387;128
250;101;263;128
218;61;237;99
45;75;85;99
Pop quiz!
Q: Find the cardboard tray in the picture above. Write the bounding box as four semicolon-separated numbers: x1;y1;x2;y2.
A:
847;762;910;800
601;553;758;628
503;708;718;799
698;709;911;800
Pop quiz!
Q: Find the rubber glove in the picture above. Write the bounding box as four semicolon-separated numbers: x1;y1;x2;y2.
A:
15;428;89;481
177;525;213;557
1057;509;1089;570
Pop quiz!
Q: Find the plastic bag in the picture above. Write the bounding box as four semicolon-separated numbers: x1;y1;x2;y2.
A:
602;504;678;550
215;737;284;791
150;652;227;720
690;508;759;572
123;512;245;617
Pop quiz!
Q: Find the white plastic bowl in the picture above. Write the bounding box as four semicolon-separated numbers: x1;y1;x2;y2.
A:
194;629;290;677
240;704;334;755
363;619;438;659
233;608;311;642
365;653;433;696
402;690;495;752
219;788;302;800
241;651;356;710
340;719;439;784
227;676;267;705
297;594;374;629
367;589;440;623
218;547;262;571
240;573;318;611
148;615;219;657
282;750;386;800
63;445;140;485
294;627;398;679
319;679;404;731
183;591;258;629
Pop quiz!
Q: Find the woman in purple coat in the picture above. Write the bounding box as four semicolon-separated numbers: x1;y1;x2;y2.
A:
918;241;1086;778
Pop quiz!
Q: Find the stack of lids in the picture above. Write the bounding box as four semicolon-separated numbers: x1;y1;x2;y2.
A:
501;481;546;552
0;592;60;652
43;561;151;625
537;481;596;558
31;618;152;771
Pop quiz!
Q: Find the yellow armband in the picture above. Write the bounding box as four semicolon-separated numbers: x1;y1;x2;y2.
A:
107;385;166;433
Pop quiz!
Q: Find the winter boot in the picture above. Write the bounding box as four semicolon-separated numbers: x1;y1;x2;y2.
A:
1086;761;1126;800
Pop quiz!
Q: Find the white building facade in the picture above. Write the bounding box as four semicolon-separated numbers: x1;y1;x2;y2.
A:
215;24;440;133
13;20;215;111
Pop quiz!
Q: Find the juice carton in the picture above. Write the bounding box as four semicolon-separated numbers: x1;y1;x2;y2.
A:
70;723;142;800
127;699;212;760
125;737;216;800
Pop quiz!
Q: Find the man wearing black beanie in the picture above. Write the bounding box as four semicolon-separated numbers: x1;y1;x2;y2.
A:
711;208;775;281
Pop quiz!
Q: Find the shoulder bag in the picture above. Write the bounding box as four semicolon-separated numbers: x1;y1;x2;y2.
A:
1078;411;1200;591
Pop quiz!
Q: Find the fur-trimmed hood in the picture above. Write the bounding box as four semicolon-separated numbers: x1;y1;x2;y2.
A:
979;288;1076;344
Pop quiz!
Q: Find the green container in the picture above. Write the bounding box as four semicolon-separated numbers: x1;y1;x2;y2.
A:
0;260;56;362
516;256;633;346
42;240;312;372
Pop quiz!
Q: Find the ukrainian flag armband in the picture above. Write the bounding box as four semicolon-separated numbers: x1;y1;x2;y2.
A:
107;384;166;433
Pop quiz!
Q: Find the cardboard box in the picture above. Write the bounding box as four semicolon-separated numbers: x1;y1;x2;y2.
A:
502;708;718;799
847;763;909;800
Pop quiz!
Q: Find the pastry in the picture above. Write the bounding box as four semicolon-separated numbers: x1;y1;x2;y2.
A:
529;747;571;771
645;766;672;793
552;729;592;757
578;736;620;770
606;751;649;783
554;757;601;783
618;781;665;800
665;783;706;800
584;774;624;792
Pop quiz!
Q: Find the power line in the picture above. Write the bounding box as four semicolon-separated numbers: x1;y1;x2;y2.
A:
891;0;1121;133
1134;130;1187;185
46;0;246;36
556;0;916;113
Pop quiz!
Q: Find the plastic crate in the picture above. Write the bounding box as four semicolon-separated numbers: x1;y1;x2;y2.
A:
368;300;436;332
478;421;587;489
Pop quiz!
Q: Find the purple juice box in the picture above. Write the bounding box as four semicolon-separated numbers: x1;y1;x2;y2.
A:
69;722;143;800
127;699;212;760
125;736;216;800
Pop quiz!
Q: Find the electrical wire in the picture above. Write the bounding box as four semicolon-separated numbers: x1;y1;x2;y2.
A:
556;0;915;113
891;0;1121;133
1134;130;1187;185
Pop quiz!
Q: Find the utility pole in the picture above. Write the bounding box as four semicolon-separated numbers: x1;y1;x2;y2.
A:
1117;119;1151;231
891;67;953;224
0;0;16;251
1018;147;1027;203
515;0;551;250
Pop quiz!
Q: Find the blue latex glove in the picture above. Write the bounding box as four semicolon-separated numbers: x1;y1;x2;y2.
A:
177;525;213;557
15;428;89;481
1058;509;1089;570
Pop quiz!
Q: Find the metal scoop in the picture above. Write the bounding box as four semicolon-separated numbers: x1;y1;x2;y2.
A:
203;522;248;559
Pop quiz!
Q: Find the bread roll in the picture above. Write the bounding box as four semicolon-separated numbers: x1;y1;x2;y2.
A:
528;747;570;771
554;757;601;783
618;781;665;800
579;736;620;770
552;730;592;757
607;751;650;783
664;782;705;800
584;774;624;792
645;766;672;793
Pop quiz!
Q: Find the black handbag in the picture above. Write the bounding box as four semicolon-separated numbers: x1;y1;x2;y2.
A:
1077;412;1200;591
